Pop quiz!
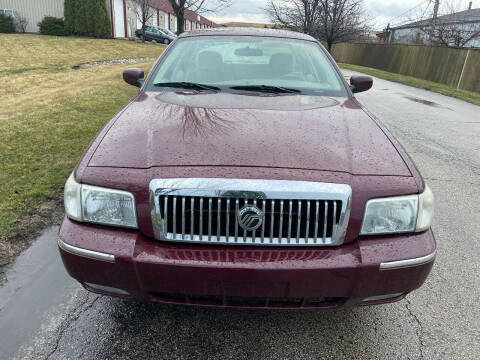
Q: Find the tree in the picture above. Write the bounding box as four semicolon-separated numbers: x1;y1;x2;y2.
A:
421;0;480;47
0;13;15;33
64;0;111;38
426;22;480;47
14;15;28;33
74;0;89;35
93;0;112;38
167;0;232;35
85;0;97;37
266;0;321;37
317;0;368;52
267;0;369;52
64;0;75;33
130;0;156;42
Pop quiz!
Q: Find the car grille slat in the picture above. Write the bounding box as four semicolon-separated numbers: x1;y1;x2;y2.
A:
199;198;204;238
261;199;266;243
172;196;177;239
226;198;230;241
287;200;293;243
305;201;311;244
190;198;195;238
296;201;302;243
181;197;186;238
270;200;276;244
323;200;328;244
314;201;319;241
151;179;351;247
235;199;239;242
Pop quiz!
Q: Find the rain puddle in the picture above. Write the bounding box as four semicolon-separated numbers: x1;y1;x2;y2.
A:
0;226;78;359
404;96;440;107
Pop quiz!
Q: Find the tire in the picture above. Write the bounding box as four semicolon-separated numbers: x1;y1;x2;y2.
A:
163;38;170;45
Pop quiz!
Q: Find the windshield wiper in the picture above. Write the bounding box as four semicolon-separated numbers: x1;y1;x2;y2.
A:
153;82;220;91
230;85;301;94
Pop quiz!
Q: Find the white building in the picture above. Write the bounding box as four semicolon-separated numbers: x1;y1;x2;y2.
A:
386;7;480;48
0;0;63;33
0;0;217;37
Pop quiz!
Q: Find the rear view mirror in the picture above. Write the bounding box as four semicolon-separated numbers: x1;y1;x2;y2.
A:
123;68;145;88
235;47;263;57
350;75;373;94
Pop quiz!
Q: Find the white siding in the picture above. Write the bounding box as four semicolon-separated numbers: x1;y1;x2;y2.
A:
152;9;157;27
112;0;125;38
136;4;142;29
0;0;64;33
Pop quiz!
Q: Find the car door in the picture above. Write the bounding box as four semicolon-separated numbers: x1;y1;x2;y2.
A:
152;28;164;42
143;28;154;41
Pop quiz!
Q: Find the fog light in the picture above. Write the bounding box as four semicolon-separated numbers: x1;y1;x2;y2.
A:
84;282;130;296
362;293;403;302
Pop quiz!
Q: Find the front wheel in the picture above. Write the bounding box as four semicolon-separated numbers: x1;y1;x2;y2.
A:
163;38;170;45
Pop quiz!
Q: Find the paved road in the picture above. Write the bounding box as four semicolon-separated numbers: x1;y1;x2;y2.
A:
1;71;479;359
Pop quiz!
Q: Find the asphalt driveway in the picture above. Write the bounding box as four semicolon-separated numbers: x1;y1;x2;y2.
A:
0;71;479;359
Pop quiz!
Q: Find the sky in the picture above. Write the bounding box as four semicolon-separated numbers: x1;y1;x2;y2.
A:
209;0;480;29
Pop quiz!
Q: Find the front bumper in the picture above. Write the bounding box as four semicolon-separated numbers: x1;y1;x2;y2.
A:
58;217;436;309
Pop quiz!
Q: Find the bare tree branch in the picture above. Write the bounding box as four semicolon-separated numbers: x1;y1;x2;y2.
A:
420;0;480;47
267;0;369;52
168;0;232;34
130;0;157;42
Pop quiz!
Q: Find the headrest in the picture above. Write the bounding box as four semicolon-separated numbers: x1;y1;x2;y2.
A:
270;53;293;71
198;51;223;68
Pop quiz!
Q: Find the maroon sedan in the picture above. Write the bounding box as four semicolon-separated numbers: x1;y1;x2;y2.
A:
59;28;435;309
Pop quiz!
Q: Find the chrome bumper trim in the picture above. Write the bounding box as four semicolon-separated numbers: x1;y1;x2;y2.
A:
58;239;115;262
380;250;436;270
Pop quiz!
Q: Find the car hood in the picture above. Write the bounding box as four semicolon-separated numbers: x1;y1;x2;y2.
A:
88;91;411;176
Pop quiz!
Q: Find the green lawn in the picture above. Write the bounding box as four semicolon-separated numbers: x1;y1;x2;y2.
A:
339;63;480;106
0;34;164;237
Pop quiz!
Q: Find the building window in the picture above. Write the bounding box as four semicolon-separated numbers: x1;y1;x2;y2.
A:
0;9;14;17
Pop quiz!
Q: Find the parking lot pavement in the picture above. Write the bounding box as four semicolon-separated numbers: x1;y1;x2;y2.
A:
1;71;479;359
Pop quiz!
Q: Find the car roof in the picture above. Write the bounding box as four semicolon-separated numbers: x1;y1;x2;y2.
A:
179;27;318;42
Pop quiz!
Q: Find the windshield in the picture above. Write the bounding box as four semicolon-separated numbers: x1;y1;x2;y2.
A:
161;28;176;37
147;35;348;96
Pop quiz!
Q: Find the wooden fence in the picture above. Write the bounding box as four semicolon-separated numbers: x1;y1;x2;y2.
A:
331;42;480;93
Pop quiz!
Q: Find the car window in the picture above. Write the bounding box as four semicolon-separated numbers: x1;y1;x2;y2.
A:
148;35;347;97
1;9;14;17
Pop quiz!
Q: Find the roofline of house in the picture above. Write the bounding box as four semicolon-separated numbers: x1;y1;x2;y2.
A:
148;0;218;27
392;18;480;30
390;8;480;30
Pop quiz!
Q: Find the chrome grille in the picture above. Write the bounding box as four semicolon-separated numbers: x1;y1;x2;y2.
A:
150;179;352;246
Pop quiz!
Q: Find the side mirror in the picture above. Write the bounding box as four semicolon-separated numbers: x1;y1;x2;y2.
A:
350;75;373;94
123;68;145;88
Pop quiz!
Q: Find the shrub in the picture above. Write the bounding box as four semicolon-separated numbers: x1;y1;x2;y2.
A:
0;13;15;33
64;0;75;33
74;0;88;35
93;0;112;38
15;15;29;33
65;0;111;38
38;17;69;36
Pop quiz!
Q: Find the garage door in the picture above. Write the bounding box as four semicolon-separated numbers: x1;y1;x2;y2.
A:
113;0;125;38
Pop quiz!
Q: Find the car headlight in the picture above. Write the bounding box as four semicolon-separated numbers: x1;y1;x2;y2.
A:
360;185;434;235
64;173;138;228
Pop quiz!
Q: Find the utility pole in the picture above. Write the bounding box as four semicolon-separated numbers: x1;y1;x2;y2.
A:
432;0;440;28
430;0;440;43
